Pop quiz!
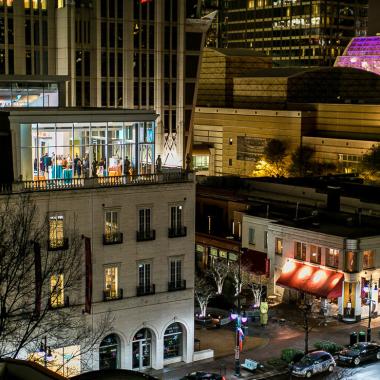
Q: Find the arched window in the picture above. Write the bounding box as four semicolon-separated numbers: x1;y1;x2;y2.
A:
132;328;152;370
99;333;120;370
164;323;182;359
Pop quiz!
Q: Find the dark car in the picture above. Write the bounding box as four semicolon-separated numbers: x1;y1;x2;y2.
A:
290;351;336;378
337;342;380;366
180;372;225;380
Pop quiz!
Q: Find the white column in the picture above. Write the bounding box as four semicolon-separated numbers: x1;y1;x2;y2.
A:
354;281;362;318
154;337;164;370
184;322;194;363
123;342;132;370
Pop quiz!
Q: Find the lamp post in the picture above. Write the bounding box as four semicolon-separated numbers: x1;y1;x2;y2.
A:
38;336;53;367
230;247;248;377
363;274;377;342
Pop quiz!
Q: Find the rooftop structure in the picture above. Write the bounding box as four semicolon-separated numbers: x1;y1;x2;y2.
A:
334;36;380;76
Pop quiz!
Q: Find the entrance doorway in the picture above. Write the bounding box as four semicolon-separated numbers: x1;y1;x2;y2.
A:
132;328;152;370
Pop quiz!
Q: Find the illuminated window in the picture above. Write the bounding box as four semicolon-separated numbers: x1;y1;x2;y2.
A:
247;0;255;8
7;0;13;6
24;0;30;8
275;238;283;255
294;241;307;261
363;250;374;269
310;245;321;264
32;0;38;9
192;155;209;171
41;0;46;10
50;274;64;308
57;0;64;8
326;248;339;268
49;215;65;249
104;210;120;243
104;267;119;300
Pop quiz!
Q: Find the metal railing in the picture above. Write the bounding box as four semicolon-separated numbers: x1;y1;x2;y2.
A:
103;288;123;301
103;232;123;245
136;284;155;297
11;171;193;193
47;237;69;251
136;230;156;242
168;279;186;292
168;226;187;238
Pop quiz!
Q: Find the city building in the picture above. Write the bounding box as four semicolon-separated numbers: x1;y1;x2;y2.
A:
193;49;380;176
0;0;213;166
197;175;380;321
218;0;368;67
0;106;198;373
334;35;380;76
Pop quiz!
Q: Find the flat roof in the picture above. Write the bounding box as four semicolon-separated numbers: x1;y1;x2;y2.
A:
1;108;158;123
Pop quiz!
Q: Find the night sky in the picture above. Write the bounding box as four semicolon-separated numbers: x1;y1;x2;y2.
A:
368;0;380;35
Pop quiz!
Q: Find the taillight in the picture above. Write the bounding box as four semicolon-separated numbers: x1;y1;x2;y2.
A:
222;377;226;380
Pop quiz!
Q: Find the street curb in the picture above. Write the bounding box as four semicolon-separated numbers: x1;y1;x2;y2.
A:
247;369;289;379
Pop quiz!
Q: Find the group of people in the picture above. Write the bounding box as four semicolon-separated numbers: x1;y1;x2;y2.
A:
34;152;90;179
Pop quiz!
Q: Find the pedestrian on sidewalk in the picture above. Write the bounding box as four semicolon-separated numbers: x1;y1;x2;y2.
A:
260;299;269;327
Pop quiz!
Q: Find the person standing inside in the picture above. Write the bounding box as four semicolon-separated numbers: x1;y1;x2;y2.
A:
124;156;131;176
260;299;269;327
155;155;162;173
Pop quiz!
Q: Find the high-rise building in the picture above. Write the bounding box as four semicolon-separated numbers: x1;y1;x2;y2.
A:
214;0;368;66
0;0;213;166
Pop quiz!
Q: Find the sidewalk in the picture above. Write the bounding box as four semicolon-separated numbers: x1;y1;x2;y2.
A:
149;316;380;380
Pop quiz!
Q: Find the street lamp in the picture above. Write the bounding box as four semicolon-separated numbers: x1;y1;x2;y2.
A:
38;336;53;367
230;247;248;377
363;274;377;342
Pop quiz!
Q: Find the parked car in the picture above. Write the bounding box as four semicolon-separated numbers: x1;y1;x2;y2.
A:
290;351;336;378
337;342;380;366
180;372;225;380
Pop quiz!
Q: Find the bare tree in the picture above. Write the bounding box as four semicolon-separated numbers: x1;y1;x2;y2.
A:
194;276;215;317
207;259;230;294
230;263;250;297
0;195;111;373
297;295;326;354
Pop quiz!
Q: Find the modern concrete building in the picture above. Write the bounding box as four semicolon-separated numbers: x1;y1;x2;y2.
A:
215;0;368;67
0;0;213;166
0;106;200;374
193;53;380;176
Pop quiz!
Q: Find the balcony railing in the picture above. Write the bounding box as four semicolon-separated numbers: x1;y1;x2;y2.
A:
168;279;186;292
136;284;155;297
49;296;70;309
103;232;123;245
168;226;187;238
136;230;156;242
12;171;193;193
47;237;69;251
103;288;123;301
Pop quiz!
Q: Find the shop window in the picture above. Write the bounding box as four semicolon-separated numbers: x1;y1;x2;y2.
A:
48;215;66;250
310;245;321;264
326;248;339;268
345;251;358;273
294;241;306;261
363;250;375;269
50;274;64;308
275;238;283;255
99;334;120;370
164;323;182;359
104;266;119;300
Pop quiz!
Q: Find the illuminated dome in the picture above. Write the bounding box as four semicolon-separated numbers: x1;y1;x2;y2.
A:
334;36;380;76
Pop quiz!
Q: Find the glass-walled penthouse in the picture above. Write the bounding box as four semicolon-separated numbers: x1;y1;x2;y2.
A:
21;121;155;181
5;109;158;183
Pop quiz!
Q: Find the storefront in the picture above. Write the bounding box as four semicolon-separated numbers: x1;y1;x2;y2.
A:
132;328;152;371
163;323;183;361
5;109;158;183
99;334;121;370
